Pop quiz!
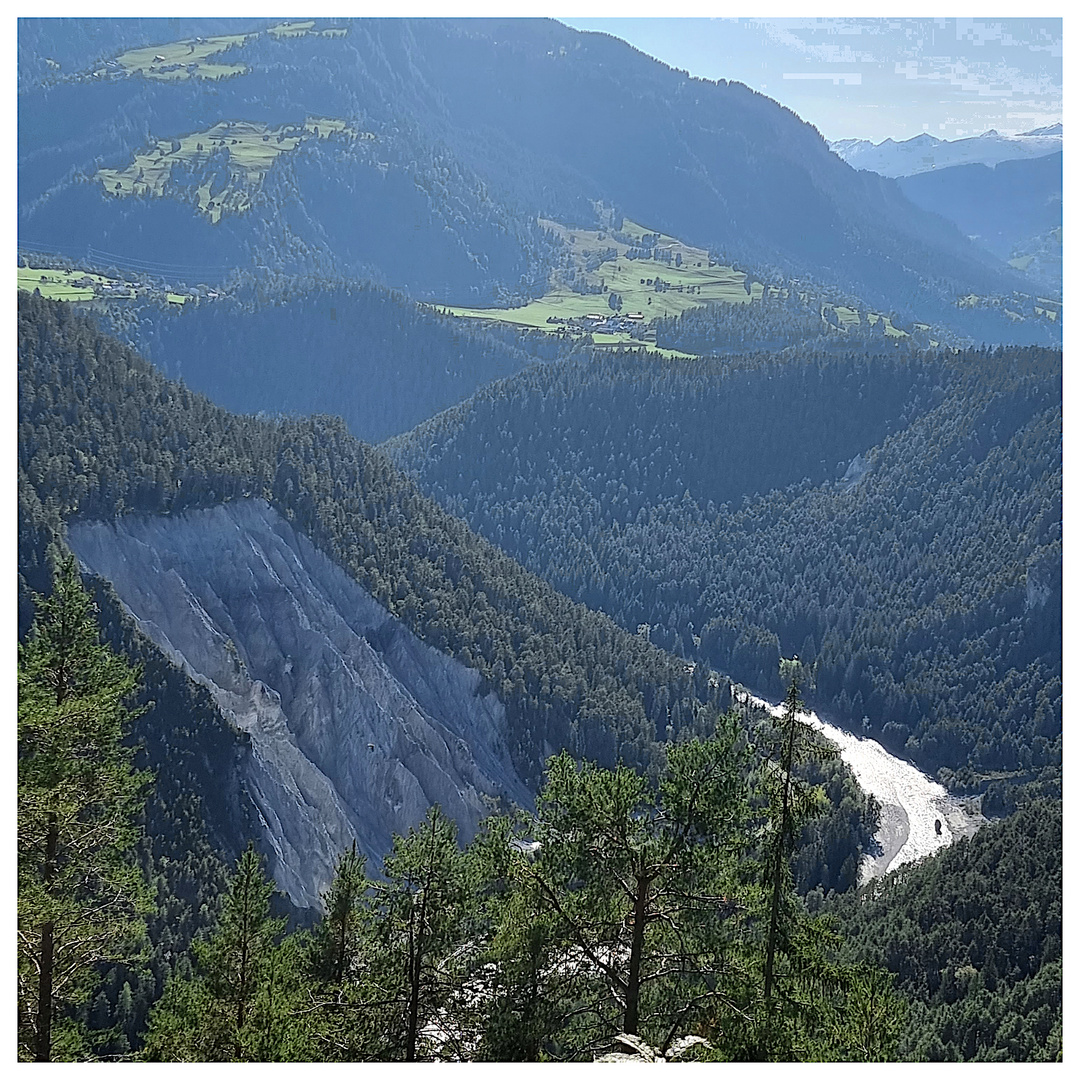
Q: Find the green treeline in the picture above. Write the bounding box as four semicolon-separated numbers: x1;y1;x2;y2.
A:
18;291;715;783
386;345;1061;796
18;292;886;1055
19;291;874;887
138;717;900;1062
653;291;936;356
18;558;902;1061
131;282;546;444
827;799;1062;1061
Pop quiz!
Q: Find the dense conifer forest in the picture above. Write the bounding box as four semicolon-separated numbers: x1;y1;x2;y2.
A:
387;345;1061;804
19;294;898;1058
827;799;1062;1061
126;281;551;443
17;15;1063;1063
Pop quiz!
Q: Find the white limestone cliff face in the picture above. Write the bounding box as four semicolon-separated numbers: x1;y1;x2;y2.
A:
69;499;531;910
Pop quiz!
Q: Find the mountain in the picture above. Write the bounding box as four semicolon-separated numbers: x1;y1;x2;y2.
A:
68;499;532;910
16;17;1064;1063
828;799;1061;1061
19;284;886;913
830;127;1063;179
897;154;1062;292
386;345;1061;802
127;282;548;444
18;17;1034;339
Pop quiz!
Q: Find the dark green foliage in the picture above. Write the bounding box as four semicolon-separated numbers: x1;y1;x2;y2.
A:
492;722;750;1059
17;552;150;1061
387;343;1061;795
462;726;902;1063
135;282;544;444
367;808;471;1061
18;290;723;792
284;723;899;1063
142;845;308;1061
827;800;1061;1061
654;291;940;356
307;843;369;989
760;667;836;1022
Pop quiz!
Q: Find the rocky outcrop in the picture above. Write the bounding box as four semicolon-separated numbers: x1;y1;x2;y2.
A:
69;499;531;909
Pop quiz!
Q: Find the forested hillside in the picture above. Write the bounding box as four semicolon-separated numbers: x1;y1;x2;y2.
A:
126;282;550;443
387;346;1061;801
19;290;888;1058
17;15;1064;1064
18;291;707;784
897;153;1062;292
18;17;1048;341
898;153;1062;263
828;799;1062;1061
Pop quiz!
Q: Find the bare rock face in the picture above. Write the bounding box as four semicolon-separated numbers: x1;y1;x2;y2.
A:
69;499;531;909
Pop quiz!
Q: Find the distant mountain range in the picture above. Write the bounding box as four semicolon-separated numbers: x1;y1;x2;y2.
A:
829;126;1062;179
897;153;1061;291
18;17;1039;341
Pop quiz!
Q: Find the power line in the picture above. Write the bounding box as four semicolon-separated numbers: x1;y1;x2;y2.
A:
18;238;238;276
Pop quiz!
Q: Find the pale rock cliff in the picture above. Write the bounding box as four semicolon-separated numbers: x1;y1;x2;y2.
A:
69;499;531;909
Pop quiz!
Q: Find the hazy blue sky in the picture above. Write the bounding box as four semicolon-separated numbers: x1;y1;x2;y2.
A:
559;17;1062;144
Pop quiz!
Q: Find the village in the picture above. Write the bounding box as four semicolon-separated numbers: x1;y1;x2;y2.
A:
545;310;654;340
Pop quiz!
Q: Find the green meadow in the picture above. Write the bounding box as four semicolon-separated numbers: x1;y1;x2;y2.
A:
91;21;348;83
445;217;913;351
445;218;768;336
17;266;187;306
97;118;360;224
18;267;123;302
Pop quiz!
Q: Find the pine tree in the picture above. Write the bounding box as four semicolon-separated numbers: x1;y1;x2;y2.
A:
761;660;835;1019
488;716;749;1060
17;550;150;1061
303;842;379;1061
142;844;305;1061
309;841;370;987
369;807;469;1061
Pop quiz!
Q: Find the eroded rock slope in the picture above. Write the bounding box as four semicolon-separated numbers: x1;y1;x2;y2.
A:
70;498;531;909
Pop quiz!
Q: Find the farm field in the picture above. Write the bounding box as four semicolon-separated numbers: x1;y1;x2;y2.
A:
89;20;348;82
829;305;907;337
97;118;361;223
17;266;126;302
446;216;911;348
17;265;187;306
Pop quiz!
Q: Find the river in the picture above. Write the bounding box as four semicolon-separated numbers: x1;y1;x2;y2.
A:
744;692;985;882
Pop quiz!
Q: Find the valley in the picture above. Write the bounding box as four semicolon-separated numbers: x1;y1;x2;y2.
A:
743;691;985;883
16;15;1061;1065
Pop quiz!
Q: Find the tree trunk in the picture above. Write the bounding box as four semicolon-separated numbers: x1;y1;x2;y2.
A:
35;811;59;1062
35;921;54;1062
763;683;799;1009
405;814;437;1062
624;872;650;1036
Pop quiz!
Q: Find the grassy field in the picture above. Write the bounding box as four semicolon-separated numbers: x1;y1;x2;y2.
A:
90;21;348;82
445;217;914;352
17;265;187;306
18;267;121;301
97;117;361;224
445;218;770;337
94;33;253;82
825;305;907;338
